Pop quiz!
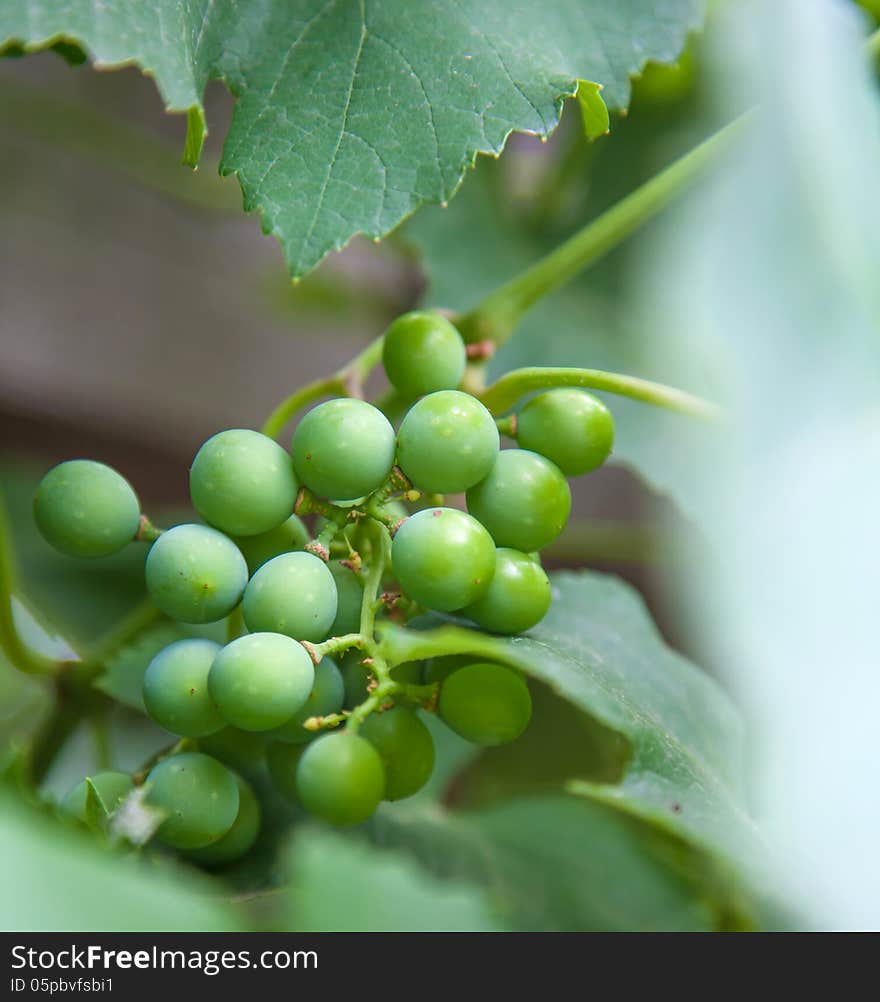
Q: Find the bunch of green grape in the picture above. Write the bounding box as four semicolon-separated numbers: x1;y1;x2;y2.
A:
38;310;614;862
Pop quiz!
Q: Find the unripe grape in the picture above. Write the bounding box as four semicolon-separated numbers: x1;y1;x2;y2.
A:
438;662;532;745
146;752;239;849
466;449;571;552
242;551;337;641
291;399;395;501
189;429;297;537
145;524;248;624
517;389;614;476
270;657;344;743
182;775;260;867
328;560;363;635
396;391;499;494
266;741;307;803
61;772;133;821
381;311;466;398
34;460;140;558
360;707;435;800
142;638;225;737
391;507;496;612
232;515;309;574
208;632;314;732
295;731;385;825
464;548;552;634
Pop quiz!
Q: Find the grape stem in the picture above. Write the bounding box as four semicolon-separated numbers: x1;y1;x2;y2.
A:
454;116;747;345
378;622;521;672
261;335;385;440
345;522;399;732
479;366;721;420
306;633;364;663
134;515;163;542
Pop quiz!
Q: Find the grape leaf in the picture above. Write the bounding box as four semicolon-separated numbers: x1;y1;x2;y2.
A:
0;789;239;930
284;826;505;932
370;793;756;931
379;570;766;917
0;0;702;277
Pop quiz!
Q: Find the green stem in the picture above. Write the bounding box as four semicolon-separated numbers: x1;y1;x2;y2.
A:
308;633;364;661
495;414;517;438
378;622;521;670
479;366;721;420
135;515;163;543
358;523;389;642
455;117;746;344
867;26;880;60
78;599;162;673
260;376;344;441
261;334;385;440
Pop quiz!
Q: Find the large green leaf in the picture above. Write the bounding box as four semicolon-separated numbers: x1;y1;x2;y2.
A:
369;794;754;931
384;571;756;865
376;570;766;927
0;1;702;277
284;826;504;931
0;789;239;930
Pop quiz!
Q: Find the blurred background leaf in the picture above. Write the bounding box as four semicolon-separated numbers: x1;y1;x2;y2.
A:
642;0;880;929
0;788;240;930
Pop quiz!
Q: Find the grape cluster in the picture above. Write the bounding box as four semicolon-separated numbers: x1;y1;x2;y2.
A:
40;310;614;857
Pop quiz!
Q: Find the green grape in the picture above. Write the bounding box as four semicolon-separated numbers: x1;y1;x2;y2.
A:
146;752;239;849
182;775;260;867
61;772;133;821
391;507;496;612
189;429;298;537
328;560;363;635
145;524;248;624
233;515;309;574
396;391;499;494
34;460;140;558
199;727;268;771
438;662;532;746
463;548;552;634
208;632;315;732
517;389;614;476
466;449;571;552
360;707;435;801
291;399;395;501
242;551;337;641
295;732;385;825
142;638;225;738
266;741;307;803
340;651;372;710
271;657;344;743
381;311;466;398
